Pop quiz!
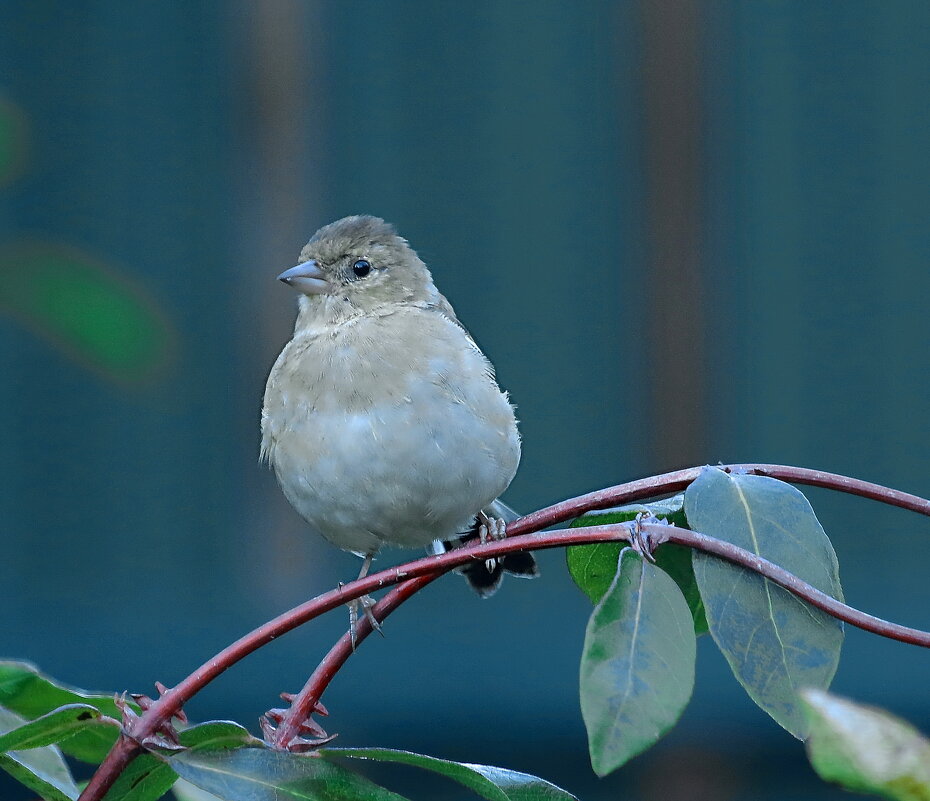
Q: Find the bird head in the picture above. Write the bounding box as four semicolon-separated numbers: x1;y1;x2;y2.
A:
278;216;439;317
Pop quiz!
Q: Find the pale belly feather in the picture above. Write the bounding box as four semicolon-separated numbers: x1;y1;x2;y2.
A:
262;307;520;555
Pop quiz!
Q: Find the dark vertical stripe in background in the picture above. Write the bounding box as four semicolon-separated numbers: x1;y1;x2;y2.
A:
236;0;329;602
640;0;707;471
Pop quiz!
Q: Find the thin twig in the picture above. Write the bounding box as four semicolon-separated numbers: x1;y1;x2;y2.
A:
77;465;930;800
270;573;439;748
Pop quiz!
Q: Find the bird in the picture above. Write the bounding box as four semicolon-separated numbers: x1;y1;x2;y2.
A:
261;215;537;634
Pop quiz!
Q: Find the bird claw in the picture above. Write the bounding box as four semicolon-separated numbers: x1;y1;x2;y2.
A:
477;511;507;543
346;553;384;650
348;594;383;650
362;595;384;636
477;511;507;573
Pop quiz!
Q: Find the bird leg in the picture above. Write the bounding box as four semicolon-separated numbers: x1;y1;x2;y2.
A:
477;511;507;573
348;553;383;650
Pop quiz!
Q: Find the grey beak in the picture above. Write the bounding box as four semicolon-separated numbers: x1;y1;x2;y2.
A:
277;260;329;295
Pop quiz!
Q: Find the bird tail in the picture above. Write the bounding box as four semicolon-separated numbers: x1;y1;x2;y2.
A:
433;499;539;598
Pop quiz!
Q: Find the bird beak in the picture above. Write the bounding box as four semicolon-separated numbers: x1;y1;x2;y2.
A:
277;260;329;295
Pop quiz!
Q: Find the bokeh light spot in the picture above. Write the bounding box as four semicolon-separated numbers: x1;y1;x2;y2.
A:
0;243;176;385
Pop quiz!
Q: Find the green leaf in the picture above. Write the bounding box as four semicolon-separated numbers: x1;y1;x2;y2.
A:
567;496;707;633
569;495;687;539
0;703;104;752
177;722;260;752
565;540;625;604
651;544;708;636
0;705;79;801
101;754;179;801
565;541;623;604
684;467;844;738
802;689;930;800
326;747;578;800
101;721;257;801
172;778;226;800
579;548;696;776
171;746;411;800
0;661;128;762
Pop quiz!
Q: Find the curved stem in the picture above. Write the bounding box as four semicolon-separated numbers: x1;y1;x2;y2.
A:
272;514;930;748
271;573;439;748
652;524;930;645
510;463;930;535
78;464;930;799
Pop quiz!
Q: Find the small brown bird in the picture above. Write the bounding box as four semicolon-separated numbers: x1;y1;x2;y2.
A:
261;216;537;623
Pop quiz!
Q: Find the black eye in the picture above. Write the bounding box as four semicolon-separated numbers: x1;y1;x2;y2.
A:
352;259;372;278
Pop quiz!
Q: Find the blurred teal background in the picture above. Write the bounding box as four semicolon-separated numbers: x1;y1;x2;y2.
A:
1;2;929;799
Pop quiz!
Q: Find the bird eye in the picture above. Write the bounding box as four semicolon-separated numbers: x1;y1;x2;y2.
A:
352;259;372;278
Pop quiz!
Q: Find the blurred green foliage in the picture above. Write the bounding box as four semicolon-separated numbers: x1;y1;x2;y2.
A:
0;244;173;384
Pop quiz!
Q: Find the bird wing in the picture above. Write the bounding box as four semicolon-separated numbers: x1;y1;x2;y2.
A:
419;292;497;380
484;497;520;523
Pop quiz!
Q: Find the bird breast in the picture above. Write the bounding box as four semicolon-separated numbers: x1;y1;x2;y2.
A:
261;306;520;553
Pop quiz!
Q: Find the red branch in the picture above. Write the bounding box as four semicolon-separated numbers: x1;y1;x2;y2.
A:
78;464;930;800
508;463;930;534
268;463;930;746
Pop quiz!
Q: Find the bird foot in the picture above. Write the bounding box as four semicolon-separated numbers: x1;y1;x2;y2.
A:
345;552;384;650
477;511;507;572
348;594;383;651
440;510;538;597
